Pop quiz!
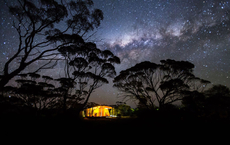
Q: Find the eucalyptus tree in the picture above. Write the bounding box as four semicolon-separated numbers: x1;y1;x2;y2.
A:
113;59;210;109
0;0;103;91
57;41;120;110
7;73;57;115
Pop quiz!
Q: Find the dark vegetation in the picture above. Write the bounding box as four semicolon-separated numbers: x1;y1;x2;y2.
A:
0;0;119;116
1;0;230;135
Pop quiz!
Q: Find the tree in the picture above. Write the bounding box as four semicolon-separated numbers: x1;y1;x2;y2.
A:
0;0;103;91
1;73;59;116
0;85;26;116
203;84;230;119
116;104;133;116
181;91;206;117
113;59;210;109
57;41;120;110
15;74;57;112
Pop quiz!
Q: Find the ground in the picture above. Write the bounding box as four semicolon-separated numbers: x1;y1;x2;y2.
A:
2;116;230;142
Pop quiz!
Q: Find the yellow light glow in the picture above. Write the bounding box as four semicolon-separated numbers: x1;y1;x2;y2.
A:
84;106;113;117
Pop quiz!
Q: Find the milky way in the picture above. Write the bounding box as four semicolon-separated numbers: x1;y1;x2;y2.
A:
1;0;230;107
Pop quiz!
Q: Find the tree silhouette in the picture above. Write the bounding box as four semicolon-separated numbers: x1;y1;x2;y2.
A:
0;0;103;91
57;41;120;111
2;73;59;116
181;90;206;118
115;103;133;116
113;59;210;109
204;84;230;119
86;102;100;108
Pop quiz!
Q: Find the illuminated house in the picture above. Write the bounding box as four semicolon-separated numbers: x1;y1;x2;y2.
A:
80;105;117;117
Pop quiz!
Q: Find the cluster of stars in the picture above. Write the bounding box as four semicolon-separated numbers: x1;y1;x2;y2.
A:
92;0;230;105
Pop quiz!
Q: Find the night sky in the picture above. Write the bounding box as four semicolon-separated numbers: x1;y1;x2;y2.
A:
1;0;230;107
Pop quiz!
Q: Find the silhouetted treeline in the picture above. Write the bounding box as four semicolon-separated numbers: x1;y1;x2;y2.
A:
133;84;230;123
0;73;82;118
114;59;230;123
182;84;230;121
1;75;230;125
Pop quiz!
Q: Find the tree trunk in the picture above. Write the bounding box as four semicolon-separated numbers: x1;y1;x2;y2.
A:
159;102;164;110
82;89;94;110
63;91;68;114
82;94;90;110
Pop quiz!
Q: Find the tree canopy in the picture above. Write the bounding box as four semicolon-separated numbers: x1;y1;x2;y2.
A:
113;59;210;109
57;40;120;109
0;0;103;91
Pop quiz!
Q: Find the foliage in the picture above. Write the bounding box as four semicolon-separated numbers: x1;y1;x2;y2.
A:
16;74;57;109
204;85;230;119
113;59;210;109
182;91;206;113
0;0;103;91
57;40;120;110
113;102;133;117
1;72;89;116
182;84;230;120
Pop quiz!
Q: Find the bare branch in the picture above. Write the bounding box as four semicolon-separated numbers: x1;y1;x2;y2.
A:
33;59;58;74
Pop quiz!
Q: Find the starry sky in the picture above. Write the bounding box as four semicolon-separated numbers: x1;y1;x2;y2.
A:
1;0;230;107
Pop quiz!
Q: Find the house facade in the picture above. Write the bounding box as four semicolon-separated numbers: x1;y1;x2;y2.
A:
80;105;117;118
